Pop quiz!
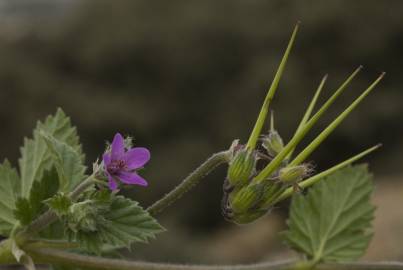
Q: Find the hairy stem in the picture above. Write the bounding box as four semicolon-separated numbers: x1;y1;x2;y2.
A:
147;151;230;215
4;247;403;270
25;239;79;250
23;247;299;270
0;239;15;265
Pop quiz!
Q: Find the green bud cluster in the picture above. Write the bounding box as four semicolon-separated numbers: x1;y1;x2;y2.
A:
223;142;292;224
221;23;383;225
224;152;314;224
64;191;111;237
67;200;102;233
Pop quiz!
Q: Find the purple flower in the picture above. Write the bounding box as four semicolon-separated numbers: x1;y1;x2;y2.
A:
103;133;150;190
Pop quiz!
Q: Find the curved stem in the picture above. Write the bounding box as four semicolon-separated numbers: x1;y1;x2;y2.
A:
147;151;230;216
26;247;298;270
0;239;15;265
3;244;403;270
18;247;403;270
25;239;79;250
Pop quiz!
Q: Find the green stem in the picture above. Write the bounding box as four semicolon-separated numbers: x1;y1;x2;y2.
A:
70;174;97;200
25;239;79;250
22;247;300;269
0;239;15;265
2;247;402;270
147;151;230;216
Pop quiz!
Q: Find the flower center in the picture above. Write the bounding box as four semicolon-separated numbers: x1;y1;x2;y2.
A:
108;159;128;174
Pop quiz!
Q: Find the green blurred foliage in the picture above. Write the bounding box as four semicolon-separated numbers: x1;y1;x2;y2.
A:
0;0;402;263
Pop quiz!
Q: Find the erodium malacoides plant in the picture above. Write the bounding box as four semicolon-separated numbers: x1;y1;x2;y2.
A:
0;23;398;270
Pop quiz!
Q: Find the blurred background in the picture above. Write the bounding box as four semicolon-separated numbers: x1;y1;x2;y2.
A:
0;0;402;264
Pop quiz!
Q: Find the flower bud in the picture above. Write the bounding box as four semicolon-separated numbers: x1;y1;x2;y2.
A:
227;148;256;187
231;209;268;225
279;165;311;184
230;184;263;214
262;130;284;157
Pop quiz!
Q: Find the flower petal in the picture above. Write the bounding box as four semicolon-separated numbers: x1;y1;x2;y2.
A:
124;147;151;169
118;171;148;186
111;133;125;160
106;172;118;190
103;153;112;166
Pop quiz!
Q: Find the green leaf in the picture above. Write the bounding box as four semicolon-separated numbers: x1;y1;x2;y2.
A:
0;160;20;236
42;134;86;192
19;108;84;197
14;198;32;226
14;168;59;225
101;196;165;247
283;165;375;263
66;194;165;253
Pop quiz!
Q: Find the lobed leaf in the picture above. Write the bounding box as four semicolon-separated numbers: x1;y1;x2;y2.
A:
14;168;60;226
0;160;20;235
283;165;375;263
19;108;84;198
68;194;165;253
43;134;86;192
100;196;165;247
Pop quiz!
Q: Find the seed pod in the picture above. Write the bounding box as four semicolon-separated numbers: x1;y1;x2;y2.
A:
230;184;263;214
231;209;268;225
279;164;311;184
227;148;257;187
262;130;284;157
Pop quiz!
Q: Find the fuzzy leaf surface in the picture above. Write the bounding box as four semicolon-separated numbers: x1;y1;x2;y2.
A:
43;134;86;192
19;108;84;197
67;193;165;253
283;165;374;262
14;168;59;225
0;160;20;235
101;196;165;247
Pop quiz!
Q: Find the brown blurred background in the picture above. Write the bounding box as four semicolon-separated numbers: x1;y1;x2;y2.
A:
0;0;402;264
